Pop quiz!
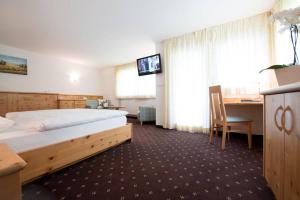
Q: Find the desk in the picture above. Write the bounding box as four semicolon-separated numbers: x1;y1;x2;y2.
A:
224;99;263;135
224;102;263;106
103;106;125;110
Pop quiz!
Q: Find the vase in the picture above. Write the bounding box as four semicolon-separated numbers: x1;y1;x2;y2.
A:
275;65;300;86
290;25;299;65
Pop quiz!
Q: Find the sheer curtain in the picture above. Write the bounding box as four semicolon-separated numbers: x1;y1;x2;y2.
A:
115;62;156;99
210;15;271;97
163;13;271;133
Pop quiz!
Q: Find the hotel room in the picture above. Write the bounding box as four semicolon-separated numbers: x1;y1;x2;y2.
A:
0;0;299;200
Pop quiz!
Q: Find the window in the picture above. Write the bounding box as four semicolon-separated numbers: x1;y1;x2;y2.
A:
116;62;156;99
163;13;271;132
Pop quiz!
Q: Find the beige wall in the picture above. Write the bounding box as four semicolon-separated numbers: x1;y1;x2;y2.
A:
0;44;102;95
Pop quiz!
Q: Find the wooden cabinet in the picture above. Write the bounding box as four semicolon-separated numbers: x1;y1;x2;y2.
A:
264;92;300;200
283;93;300;200
265;94;285;199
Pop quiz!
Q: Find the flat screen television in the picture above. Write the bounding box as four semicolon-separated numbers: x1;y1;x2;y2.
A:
137;54;162;76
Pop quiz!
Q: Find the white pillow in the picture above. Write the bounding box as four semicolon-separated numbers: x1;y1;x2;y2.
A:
0;116;15;132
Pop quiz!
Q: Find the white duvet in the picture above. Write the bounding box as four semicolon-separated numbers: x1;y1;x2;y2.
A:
6;109;128;132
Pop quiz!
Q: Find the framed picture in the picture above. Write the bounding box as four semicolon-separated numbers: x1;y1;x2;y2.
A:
0;54;27;75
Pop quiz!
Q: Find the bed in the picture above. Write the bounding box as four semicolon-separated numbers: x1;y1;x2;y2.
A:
0;109;132;184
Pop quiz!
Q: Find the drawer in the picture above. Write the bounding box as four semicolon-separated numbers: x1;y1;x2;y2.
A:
74;100;86;108
59;100;74;109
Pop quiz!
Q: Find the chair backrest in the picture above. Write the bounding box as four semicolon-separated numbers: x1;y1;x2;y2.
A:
209;85;227;126
138;106;156;121
86;99;99;109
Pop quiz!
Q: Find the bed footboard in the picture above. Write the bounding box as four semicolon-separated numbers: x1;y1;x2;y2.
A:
19;123;132;183
0;144;27;200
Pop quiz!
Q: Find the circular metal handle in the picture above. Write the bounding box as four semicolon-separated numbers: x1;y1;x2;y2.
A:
274;105;283;131
282;106;294;135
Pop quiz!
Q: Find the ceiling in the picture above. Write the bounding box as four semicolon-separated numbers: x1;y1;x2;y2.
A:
0;0;274;68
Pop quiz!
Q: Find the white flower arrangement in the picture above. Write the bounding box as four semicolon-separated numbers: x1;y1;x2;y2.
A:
270;6;300;33
260;6;300;71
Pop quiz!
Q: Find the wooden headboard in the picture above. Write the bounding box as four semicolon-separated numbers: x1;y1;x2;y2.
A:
0;92;103;117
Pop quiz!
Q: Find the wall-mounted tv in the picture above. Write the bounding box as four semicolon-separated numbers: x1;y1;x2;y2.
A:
137;54;162;76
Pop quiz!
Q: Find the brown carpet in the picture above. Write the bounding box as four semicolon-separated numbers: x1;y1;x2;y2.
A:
23;119;275;200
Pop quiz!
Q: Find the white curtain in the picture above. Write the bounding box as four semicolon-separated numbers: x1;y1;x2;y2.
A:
163;13;271;133
115;62;156;99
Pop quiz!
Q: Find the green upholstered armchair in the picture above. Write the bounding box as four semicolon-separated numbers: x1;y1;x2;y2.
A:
86;100;99;109
137;106;156;125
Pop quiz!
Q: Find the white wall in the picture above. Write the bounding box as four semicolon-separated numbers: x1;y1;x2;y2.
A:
97;66;117;105
0;44;102;95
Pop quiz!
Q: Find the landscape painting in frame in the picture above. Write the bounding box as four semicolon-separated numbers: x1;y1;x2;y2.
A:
0;54;27;75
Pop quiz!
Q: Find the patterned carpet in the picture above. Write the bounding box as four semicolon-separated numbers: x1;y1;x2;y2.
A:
23;119;275;200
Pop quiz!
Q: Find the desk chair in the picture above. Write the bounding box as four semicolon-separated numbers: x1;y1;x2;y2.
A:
209;85;252;150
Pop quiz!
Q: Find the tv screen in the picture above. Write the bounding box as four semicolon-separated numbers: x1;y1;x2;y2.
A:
137;54;162;76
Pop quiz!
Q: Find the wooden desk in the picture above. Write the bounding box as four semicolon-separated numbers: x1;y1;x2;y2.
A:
224;99;263;135
103;106;125;110
224;97;263;105
224;102;263;106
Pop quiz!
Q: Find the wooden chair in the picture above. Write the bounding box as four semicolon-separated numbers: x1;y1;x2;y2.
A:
209;85;252;150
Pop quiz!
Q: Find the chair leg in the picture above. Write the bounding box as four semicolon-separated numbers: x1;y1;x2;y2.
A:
227;132;230;141
248;123;252;149
221;126;227;150
214;128;218;137
209;126;214;144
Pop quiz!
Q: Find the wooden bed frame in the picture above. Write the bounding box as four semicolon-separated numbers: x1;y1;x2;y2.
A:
0;91;132;199
19;124;132;183
1;124;132;182
0;124;132;200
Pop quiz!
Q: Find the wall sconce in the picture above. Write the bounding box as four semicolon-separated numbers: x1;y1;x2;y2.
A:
69;72;80;83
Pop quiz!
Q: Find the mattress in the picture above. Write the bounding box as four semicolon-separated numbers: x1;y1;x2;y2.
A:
0;116;127;153
6;109;128;131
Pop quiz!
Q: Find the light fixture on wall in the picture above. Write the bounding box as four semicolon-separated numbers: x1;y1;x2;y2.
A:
69;72;80;83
